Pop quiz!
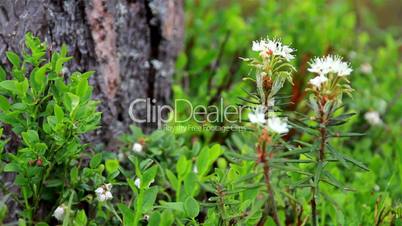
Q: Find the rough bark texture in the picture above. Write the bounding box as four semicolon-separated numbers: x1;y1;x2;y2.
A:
0;0;183;148
0;0;183;221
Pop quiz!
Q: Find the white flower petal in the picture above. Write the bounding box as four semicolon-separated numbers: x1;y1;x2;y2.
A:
248;106;267;124
132;143;143;153
309;75;328;88
53;206;65;221
267;117;289;134
251;38;294;61
134;178;141;188
364;111;383;126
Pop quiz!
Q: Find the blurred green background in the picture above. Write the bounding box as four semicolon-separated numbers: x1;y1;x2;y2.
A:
173;0;401;224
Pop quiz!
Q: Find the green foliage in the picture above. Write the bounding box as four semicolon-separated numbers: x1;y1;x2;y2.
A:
0;0;401;225
0;33;101;224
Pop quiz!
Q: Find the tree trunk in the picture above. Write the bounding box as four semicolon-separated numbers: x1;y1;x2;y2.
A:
0;0;184;148
0;0;183;222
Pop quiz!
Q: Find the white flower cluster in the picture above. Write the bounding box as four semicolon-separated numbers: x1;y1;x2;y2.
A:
248;106;289;134
53;205;66;221
252;38;295;61
364;111;383;126
308;55;353;88
95;183;113;202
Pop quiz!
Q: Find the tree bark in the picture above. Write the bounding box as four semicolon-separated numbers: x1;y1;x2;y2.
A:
0;0;184;148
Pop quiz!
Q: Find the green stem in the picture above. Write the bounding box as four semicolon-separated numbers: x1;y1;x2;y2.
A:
311;187;318;226
133;189;144;226
107;202;123;223
176;178;182;201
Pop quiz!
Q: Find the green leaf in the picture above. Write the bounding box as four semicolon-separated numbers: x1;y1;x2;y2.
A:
76;78;89;99
0;95;10;112
314;162;326;187
64;92;80;113
160;210;174;226
184;196;200;218
0;80;18;93
184;172;198;196
196;144;224;176
127;178;138;194
70;167;79;185
142;187;158;212
6;52;20;68
141;165;158;189
54;104;64;123
327;144;348;168
31;64;48;92
117;204;134;226
148;212;161;226
21;130;39;146
90;153;102;169
344;155;369;171
16;79;29;97
159;201;184;212
105;159;120;174
165;169;178;190
46;179;63;188
74;210;87;226
176;156;190;178
0;66;6;81
4;163;22;173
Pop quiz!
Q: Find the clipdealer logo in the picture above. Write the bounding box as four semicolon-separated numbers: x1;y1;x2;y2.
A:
128;98;247;128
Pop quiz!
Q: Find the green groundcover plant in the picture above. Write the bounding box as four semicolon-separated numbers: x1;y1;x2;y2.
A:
0;29;399;226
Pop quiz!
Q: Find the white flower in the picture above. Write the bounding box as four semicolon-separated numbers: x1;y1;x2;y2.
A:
364;111;383;126
309;55;352;76
132;142;143;153
134;178;154;189
134;178;141;188
248;106;266;124
252;40;267;52
308;57;330;76
278;45;295;61
193;165;198;174
53;205;66;221
267;116;289;134
332;59;352;76
309;75;328;88
95;184;113;202
252;38;295;61
118;152;125;162
360;63;372;74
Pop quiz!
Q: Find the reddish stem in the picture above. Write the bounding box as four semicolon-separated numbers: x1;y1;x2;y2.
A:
257;129;282;226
